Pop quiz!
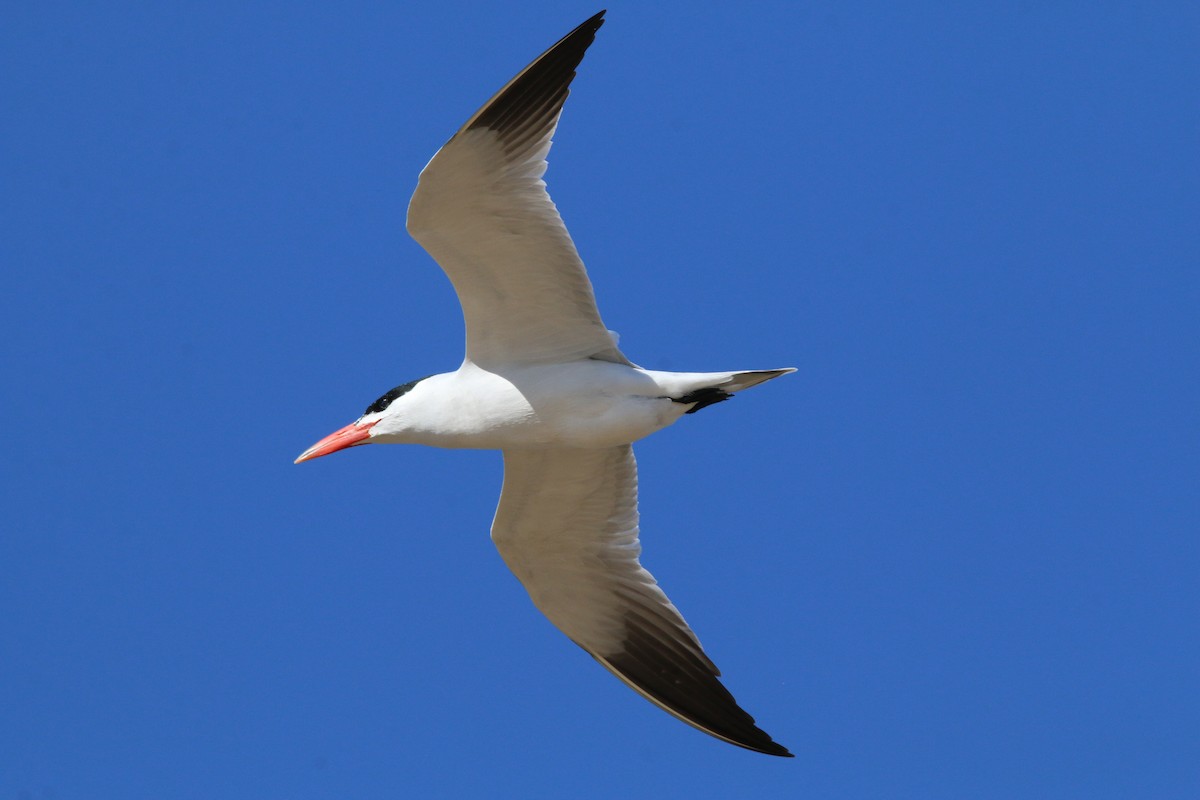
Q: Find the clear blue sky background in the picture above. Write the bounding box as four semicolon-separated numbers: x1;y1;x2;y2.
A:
3;2;1197;798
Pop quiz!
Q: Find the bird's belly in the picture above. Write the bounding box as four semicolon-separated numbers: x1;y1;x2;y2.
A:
533;392;679;448
411;362;685;450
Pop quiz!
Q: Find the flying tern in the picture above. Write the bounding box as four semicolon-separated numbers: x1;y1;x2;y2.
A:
296;10;794;757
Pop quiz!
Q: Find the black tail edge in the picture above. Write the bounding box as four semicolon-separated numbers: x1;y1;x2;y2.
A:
673;388;733;414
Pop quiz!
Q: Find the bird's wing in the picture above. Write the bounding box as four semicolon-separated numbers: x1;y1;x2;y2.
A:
406;11;631;368
491;445;791;757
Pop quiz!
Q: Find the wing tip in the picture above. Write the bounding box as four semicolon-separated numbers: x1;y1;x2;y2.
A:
460;11;607;152
593;627;793;757
595;649;793;757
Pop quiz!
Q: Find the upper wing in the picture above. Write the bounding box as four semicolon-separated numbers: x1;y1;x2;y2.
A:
491;445;791;757
406;11;630;368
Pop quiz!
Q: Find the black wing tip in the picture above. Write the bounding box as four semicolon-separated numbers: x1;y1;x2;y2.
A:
712;721;793;758
544;9;606;60
464;11;607;149
602;618;792;757
580;9;607;32
754;739;795;758
564;10;607;43
602;648;793;757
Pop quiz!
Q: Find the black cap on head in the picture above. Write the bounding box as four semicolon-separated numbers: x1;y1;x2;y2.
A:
364;376;430;416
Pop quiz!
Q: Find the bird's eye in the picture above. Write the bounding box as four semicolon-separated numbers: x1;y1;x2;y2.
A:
364;376;430;416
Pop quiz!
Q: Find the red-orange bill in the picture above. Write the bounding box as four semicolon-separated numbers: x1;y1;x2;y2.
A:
294;419;379;464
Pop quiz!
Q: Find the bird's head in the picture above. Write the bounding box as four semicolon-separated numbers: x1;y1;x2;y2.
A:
294;376;429;464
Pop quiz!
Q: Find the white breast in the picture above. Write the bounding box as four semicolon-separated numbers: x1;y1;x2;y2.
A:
394;361;686;450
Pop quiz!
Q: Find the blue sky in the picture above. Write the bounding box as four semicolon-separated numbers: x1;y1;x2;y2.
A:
3;2;1197;797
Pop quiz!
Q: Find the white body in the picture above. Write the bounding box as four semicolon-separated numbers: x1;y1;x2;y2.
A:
371;361;768;450
297;13;794;756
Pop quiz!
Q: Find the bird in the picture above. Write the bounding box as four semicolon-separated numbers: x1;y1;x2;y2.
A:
295;10;794;757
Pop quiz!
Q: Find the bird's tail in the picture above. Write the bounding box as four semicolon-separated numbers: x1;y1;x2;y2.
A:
718;368;796;393
660;368;795;414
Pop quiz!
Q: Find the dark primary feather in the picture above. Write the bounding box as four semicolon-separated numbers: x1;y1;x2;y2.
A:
461;10;606;157
600;613;793;757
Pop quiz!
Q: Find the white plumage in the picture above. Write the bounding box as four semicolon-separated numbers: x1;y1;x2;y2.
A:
296;11;793;756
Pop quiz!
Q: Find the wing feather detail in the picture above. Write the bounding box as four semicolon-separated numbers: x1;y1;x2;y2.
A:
491;445;791;757
407;11;630;367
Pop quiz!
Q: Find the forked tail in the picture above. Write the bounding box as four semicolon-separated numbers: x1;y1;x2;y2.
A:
720;368;796;392
670;368;795;414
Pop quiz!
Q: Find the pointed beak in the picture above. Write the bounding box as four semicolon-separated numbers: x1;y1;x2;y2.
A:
294;419;379;464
